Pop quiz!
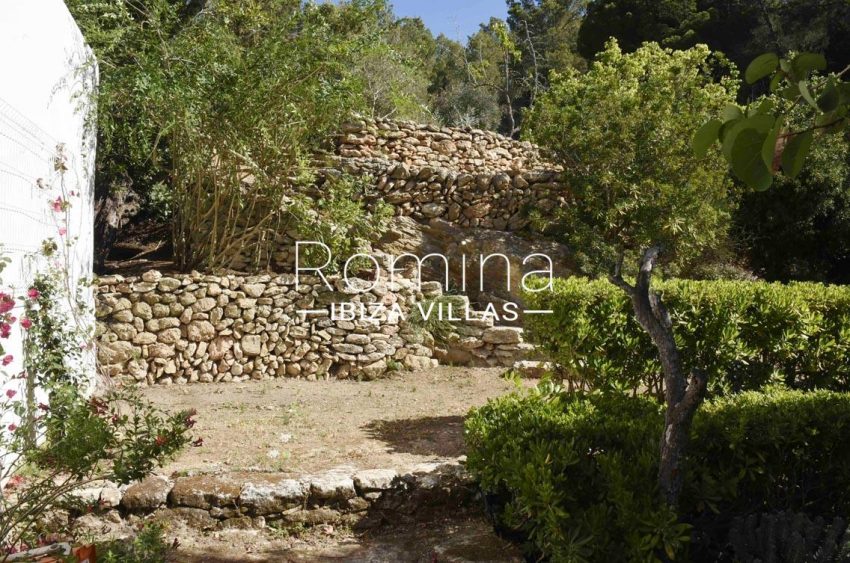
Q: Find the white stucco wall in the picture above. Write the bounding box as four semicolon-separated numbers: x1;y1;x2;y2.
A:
0;1;97;396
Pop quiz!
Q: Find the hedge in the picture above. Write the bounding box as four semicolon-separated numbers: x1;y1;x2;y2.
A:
465;387;850;561
524;278;850;396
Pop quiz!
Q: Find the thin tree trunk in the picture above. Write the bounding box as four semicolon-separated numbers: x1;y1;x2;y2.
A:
610;246;707;508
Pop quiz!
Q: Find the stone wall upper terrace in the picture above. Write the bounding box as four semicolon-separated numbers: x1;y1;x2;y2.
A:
336;118;555;173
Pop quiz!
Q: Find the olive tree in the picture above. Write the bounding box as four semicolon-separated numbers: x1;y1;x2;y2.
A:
525;41;738;507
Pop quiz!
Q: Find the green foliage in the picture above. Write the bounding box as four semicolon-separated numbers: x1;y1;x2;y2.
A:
523;277;850;396
429;35;502;130
578;0;850;77
688;389;850;520
66;0;410;269
355;15;435;122
465;18;528;136
100;521;173;563
577;0;709;60
23;272;87;387
726;512;850;562
466;388;678;562
288;173;393;272
466;386;850;561
507;0;587;75
407;295;467;343
732;107;850;283
0;384;194;551
525;41;738;276
0;247;193;553
698;51;850;191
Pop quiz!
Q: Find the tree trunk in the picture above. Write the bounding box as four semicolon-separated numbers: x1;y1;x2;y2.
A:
610;246;707;508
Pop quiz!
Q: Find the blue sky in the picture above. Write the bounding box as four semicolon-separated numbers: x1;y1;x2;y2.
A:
389;1;508;42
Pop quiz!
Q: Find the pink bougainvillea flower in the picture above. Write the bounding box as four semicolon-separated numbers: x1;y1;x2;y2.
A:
0;323;11;339
19;318;32;330
58;227;67;236
8;424;17;432
5;389;15;399
2;355;12;366
0;293;14;315
51;197;64;212
26;288;40;300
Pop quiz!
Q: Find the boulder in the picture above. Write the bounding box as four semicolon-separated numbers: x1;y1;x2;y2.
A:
122;476;172;512
240;477;307;515
483;327;523;344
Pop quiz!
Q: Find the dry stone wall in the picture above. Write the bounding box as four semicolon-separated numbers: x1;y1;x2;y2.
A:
96;269;532;385
69;460;474;535
227;118;568;272
351;159;565;231
336;118;566;232
96;119;554;384
337;118;553;173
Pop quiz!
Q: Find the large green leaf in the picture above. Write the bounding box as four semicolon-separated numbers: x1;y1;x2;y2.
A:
731;128;772;191
799;81;818;109
745;53;779;84
779;82;800;101
693;119;722;158
792;53;827;78
817;81;840;112
761;117;784;171
781;130;814;179
721;115;775;161
720;104;743;123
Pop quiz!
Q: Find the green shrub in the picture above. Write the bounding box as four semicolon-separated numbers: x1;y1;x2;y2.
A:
688;389;850;519
524;278;850;396
465;387;850;561
100;522;172;563
725;512;850;563
465;386;680;561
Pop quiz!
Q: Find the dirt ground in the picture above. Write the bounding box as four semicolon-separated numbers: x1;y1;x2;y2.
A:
143;366;534;476
166;512;523;562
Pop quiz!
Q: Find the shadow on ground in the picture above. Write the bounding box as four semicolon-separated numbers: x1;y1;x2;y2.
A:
361;415;466;458
171;515;523;562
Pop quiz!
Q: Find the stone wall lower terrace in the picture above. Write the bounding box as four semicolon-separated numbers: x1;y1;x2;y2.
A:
95;269;533;385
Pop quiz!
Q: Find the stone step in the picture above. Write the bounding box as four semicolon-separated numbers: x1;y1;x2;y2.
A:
70;460;476;535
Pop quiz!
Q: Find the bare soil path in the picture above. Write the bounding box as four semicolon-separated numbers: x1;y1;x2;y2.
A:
143;367;533;476
167;512;523;562
139;367;531;561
